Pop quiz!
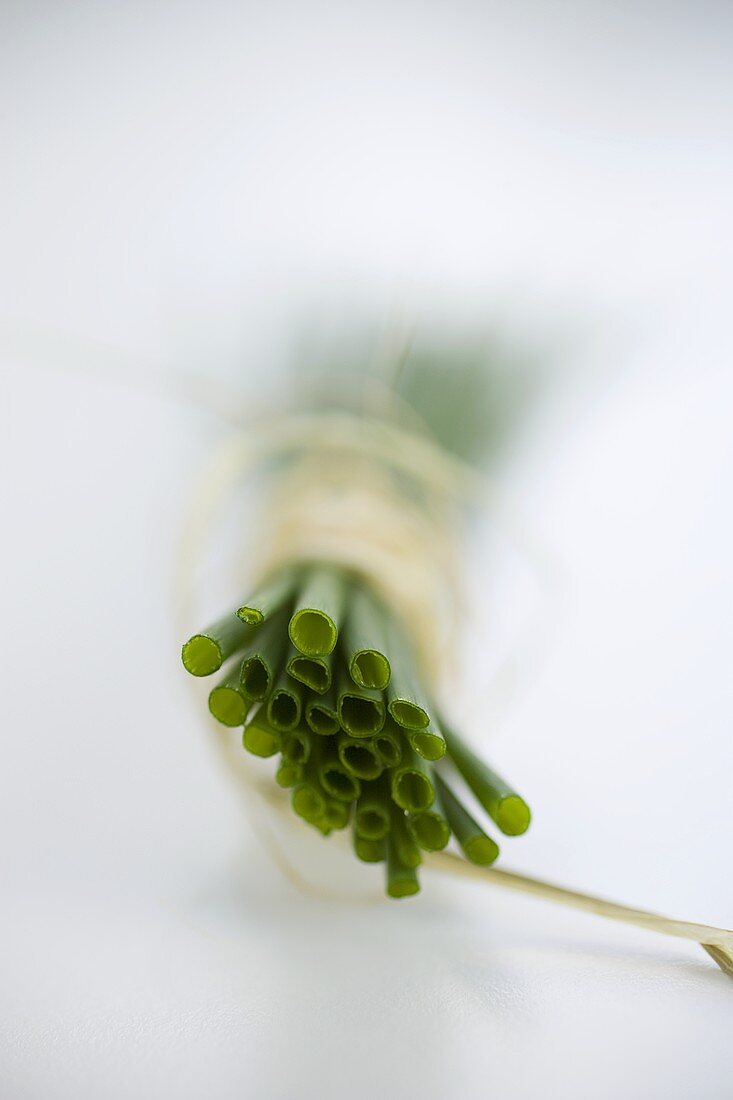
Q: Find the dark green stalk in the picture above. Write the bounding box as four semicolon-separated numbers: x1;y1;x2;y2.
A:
281;725;312;765
444;725;531;836
407;718;446;762
354;781;391;839
373;719;403;767
353;832;386;863
208;661;251;727
337;665;385;738
267;669;305;732
390;742;435;813
386;834;420;898
385;618;430;729
239;609;289;700
435;773;499;865
182;613;255;677
236;566;298;625
407;777;451;851
305;686;340;736
391;805;422;868
343;586;391;690
275;758;304;788
242;711;281;758
287;646;332;694
337;734;383;780
288;565;346;656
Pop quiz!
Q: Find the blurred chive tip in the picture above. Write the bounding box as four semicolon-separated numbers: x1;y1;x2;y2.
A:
182;614;254;676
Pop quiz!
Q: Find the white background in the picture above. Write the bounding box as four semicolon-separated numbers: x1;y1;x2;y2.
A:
1;2;732;1097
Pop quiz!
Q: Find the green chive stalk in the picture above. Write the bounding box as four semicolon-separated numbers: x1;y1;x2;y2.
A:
239;610;290;700
243;711;281;758
337;666;385;738
287;646;332;694
354;782;391;840
407;778;451;851
343;586;391;690
386;834;420;898
391;742;435;813
236;567;299;625
443;725;531;836
353;833;386;863
435;773;499;865
337;734;383;780
275;759;304;788
208;661;252;727
288;565;346;656
266;669;305;731
384;617;430;730
182;613;255;677
305;687;340;736
390;805;422;869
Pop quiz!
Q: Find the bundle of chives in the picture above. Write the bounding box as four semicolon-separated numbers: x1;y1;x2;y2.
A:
182;561;532;898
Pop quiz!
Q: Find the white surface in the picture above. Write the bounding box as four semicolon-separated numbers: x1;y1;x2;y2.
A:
1;3;732;1098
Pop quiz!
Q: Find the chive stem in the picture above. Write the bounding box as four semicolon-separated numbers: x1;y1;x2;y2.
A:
288;565;346;656
444;725;531;836
236;566;298;625
182;613;255;677
435;773;500;865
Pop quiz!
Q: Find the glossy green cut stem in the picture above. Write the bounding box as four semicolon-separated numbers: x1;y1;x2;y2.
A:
182;613;255;677
435;773;499;865
239;610;289;700
305;685;340;736
353;833;386;863
275;758;304;788
343;586;391;690
391;805;422;868
310;738;361;802
337;734;383;780
281;726;312;764
354;781;391;839
208;661;251;727
386;834;420;898
236;566;298;625
373;719;403;767
288;566;346;656
267;669;305;731
292;782;326;824
385;618;430;729
408;718;446;762
337;667;385;738
407;780;450;851
391;742;434;813
444;726;531;836
323;800;351;830
287;646;332;694
242;712;281;758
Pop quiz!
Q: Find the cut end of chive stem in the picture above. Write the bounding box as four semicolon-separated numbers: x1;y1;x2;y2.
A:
464;835;500;865
374;733;401;767
267;690;300;731
292;784;325;823
240;656;270;699
243;722;280;758
208;686;248;727
354;835;385;863
392;770;433;813
321;764;360;802
339;741;383;780
289;655;330;693
237;606;264;625
389;699;429;730
289;609;337;656
496;795;531;836
182;635;222;676
355;807;390;840
339;693;385;737
350;650;391;691
306;705;339;736
410;729;446;761
408;811;450;851
281;730;310;764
